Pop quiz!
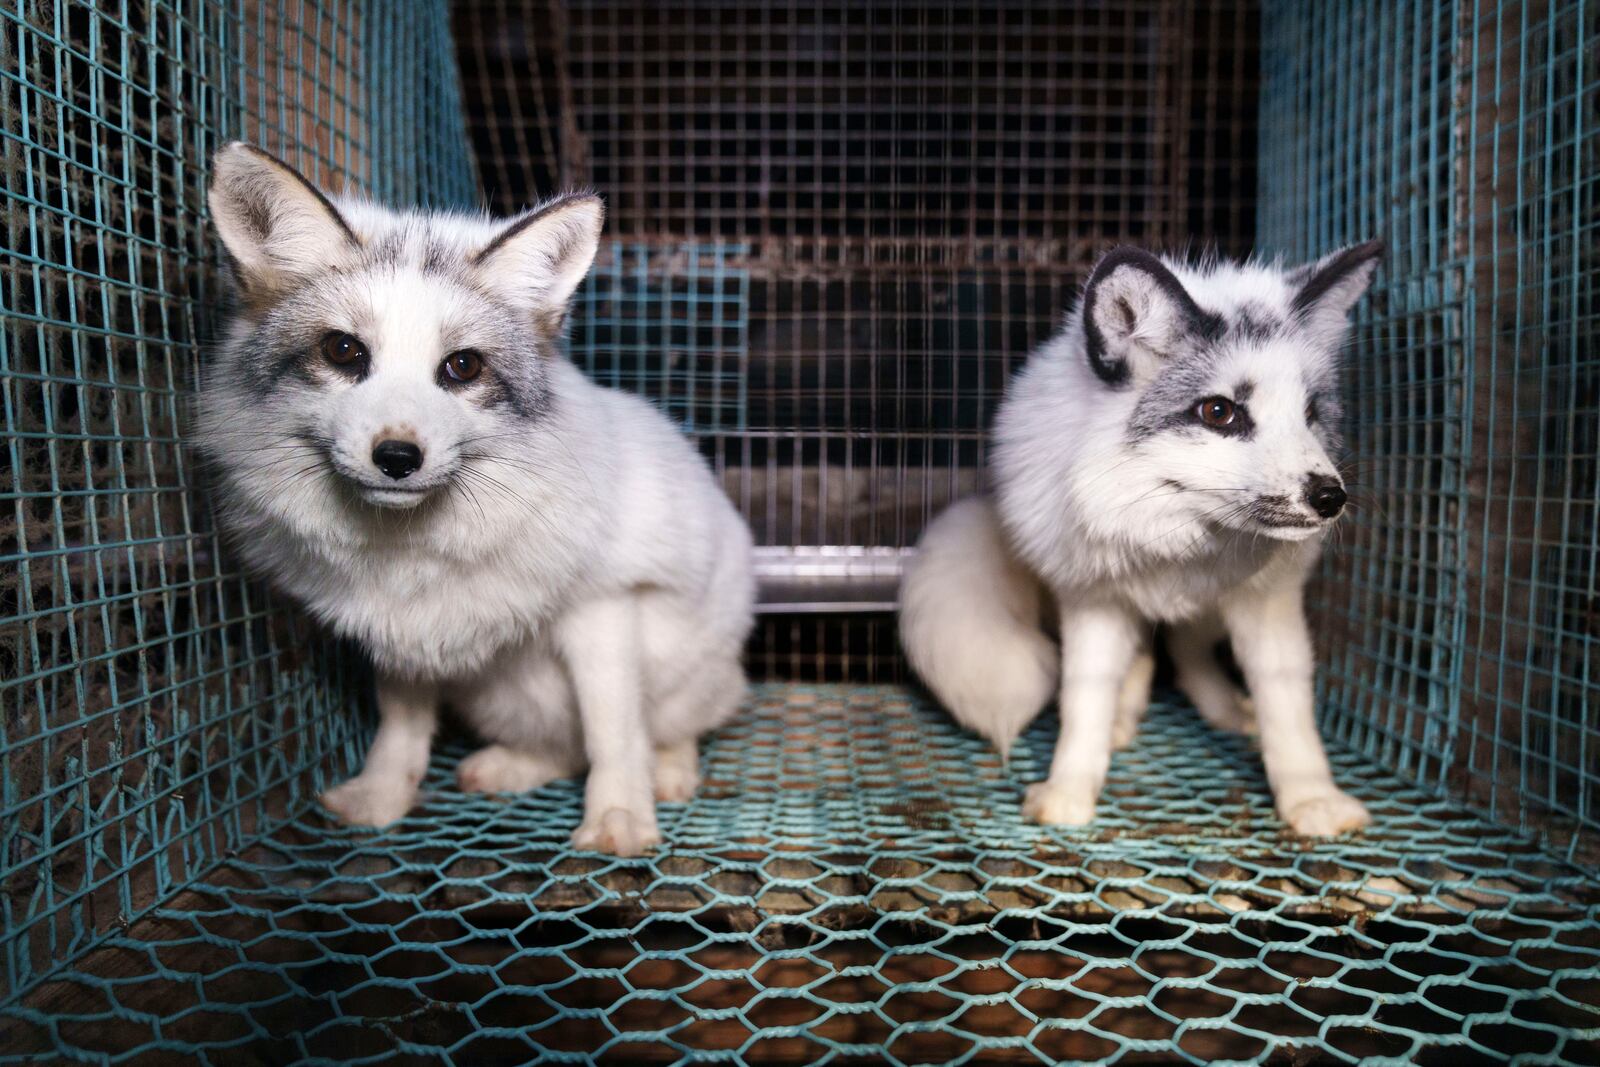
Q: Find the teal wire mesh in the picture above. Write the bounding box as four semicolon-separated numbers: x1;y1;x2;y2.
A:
5;685;1599;1064
1258;0;1600;864
571;241;751;435
1257;0;1471;826
1;0;474;1004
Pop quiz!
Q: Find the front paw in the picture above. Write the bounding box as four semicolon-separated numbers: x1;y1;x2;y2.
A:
1022;781;1099;826
1110;714;1141;750
1228;695;1259;736
1195;693;1258;736
457;745;570;794
653;744;700;803
320;775;416;827
1280;789;1371;836
571;806;662;856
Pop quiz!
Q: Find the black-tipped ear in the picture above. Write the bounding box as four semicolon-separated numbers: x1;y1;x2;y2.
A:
473;193;604;334
208;142;359;297
1287;239;1384;332
1081;247;1220;386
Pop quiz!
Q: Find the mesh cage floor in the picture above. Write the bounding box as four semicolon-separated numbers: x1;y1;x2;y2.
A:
6;683;1598;1065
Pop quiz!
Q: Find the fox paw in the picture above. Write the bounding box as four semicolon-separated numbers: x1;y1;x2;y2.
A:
1228;696;1259;736
1111;714;1142;750
457;745;570;794
1281;789;1370;836
1022;781;1098;826
571;806;662;856
320;775;415;827
1196;694;1258;736
653;762;699;804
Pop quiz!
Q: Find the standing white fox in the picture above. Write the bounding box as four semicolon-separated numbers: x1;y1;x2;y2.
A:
900;242;1383;836
197;143;755;856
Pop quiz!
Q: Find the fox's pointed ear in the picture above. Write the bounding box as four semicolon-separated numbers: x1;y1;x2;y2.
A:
1287;239;1384;338
472;193;604;334
207;142;359;297
1081;247;1219;386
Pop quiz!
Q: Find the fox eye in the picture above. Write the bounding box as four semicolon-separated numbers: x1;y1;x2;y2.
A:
319;331;367;370
1195;396;1237;429
1305;399;1318;424
441;349;484;384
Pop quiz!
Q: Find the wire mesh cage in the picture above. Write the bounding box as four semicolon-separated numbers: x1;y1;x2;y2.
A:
2;0;1597;1062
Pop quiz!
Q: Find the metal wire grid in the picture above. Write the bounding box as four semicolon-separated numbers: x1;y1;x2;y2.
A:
1257;0;1471;840
453;0;1263;680
464;1;1250;238
571;241;751;434
1455;0;1600;863
1258;0;1600;864
7;685;1600;1064
0;0;474;1006
559;2;1247;245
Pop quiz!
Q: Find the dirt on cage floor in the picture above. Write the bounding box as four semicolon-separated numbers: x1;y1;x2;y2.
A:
5;684;1599;1064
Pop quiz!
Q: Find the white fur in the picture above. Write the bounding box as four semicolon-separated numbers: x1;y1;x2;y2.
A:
899;498;1059;759
200;143;755;855
474;198;605;314
207;145;358;295
900;244;1382;836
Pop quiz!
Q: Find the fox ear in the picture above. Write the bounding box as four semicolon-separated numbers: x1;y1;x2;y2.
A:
208;142;358;298
1287;239;1384;339
473;193;605;334
1081;247;1218;386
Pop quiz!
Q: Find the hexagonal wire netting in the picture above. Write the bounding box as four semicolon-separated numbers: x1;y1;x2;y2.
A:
3;0;1598;1063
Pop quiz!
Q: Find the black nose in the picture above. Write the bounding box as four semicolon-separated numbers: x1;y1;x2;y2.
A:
1305;474;1346;519
371;439;423;480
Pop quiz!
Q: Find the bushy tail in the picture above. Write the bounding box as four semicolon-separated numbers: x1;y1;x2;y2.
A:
898;497;1058;758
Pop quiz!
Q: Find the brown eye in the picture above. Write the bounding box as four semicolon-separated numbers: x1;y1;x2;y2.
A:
1305;400;1318;424
442;349;483;384
1196;396;1236;428
319;331;367;368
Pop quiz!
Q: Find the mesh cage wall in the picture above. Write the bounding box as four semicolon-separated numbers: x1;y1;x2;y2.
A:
1258;0;1600;864
0;0;475;1009
455;0;1263;682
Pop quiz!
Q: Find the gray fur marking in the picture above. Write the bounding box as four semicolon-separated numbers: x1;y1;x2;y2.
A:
231;236;554;422
1124;346;1229;441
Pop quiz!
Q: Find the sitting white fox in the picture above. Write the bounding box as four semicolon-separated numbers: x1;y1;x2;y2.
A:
900;243;1384;836
198;143;755;855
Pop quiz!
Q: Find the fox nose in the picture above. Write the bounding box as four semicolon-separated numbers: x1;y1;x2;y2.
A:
1305;474;1346;519
372;439;424;480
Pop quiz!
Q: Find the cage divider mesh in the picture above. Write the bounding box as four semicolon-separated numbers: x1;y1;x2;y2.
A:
4;0;1600;1062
